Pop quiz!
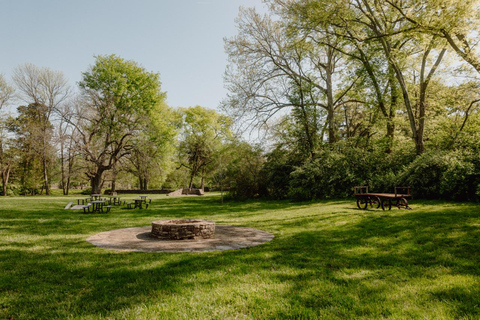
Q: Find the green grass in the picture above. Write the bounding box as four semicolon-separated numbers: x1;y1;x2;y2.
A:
1;193;480;319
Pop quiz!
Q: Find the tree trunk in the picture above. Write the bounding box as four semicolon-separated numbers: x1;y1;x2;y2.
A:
66;176;70;196
111;162;117;193
386;65;398;153
188;171;195;190
2;166;10;196
200;167;205;191
61;143;66;195
356;39;394;149
90;170;105;194
326;48;336;144
42;155;50;195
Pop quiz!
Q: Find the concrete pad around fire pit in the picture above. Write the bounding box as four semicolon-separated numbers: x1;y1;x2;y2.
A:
86;225;274;253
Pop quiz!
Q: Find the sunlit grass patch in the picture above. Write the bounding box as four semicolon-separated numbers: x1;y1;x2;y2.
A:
1;195;480;319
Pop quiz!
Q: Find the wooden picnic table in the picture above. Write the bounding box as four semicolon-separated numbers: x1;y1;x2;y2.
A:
77;197;91;205
134;199;144;209
354;186;411;210
90;200;106;212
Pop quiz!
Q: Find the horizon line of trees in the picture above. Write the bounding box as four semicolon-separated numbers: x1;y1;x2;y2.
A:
0;55;235;196
2;0;480;201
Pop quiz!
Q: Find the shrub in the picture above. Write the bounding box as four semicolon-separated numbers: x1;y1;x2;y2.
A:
398;150;480;201
80;188;92;195
288;150;361;200
225;143;267;199
262;148;297;199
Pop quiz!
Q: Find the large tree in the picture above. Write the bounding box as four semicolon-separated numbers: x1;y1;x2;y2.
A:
269;0;450;154
223;6;358;157
178;106;232;190
9;103;55;195
12;64;70;194
127;101;176;191
0;75;14;196
70;55;167;194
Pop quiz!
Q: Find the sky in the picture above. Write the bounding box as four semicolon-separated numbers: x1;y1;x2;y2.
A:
0;0;267;111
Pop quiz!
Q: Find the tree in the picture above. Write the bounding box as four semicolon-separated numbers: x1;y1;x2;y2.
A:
382;0;480;74
57;105;80;195
224;141;266;199
12;63;70;194
276;0;398;149
69;55;167;194
353;0;447;154
275;0;449;154
223;6;359;157
0;74;14;111
178;106;232;190
0;75;15;196
127;101;177;191
0;119;15;196
9;103;55;195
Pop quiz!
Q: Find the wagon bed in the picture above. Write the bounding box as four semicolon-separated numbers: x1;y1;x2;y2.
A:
354;186;412;210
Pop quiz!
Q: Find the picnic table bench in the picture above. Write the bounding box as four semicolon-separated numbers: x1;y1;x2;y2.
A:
354;186;411;210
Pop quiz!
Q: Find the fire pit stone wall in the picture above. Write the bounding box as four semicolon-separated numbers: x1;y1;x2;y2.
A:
151;219;215;240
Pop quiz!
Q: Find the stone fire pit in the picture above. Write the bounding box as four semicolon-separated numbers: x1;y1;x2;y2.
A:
151;219;215;240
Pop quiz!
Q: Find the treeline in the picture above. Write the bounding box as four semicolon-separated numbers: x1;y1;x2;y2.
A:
220;0;480;201
0;56;236;196
2;0;480;201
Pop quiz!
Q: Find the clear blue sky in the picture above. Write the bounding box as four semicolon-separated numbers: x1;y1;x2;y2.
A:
0;0;266;110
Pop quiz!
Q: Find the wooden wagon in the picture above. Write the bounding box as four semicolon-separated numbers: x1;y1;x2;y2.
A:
354;186;412;210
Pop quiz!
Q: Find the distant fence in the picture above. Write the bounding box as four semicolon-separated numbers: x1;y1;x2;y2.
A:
107;189;173;195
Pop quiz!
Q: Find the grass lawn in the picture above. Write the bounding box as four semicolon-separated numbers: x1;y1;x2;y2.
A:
1;192;480;319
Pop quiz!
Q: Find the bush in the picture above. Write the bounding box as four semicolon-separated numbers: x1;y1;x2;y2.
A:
225;143;267;199
288;150;362;200
262;148;297;199
80;188;92;195
398;150;480;201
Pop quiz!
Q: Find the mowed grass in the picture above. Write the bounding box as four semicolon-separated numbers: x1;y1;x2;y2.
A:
1;193;480;319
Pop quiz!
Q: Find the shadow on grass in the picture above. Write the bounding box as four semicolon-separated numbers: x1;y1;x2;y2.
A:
1;197;480;318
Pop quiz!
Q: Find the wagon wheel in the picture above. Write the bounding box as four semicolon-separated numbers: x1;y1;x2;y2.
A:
370;196;381;209
396;197;409;209
356;197;368;209
381;198;392;211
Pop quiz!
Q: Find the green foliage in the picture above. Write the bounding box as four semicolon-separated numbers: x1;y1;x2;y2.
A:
128;101;177;190
0;74;14;110
398;150;480;201
80;187;92;195
288;149;360;200
261;139;419;201
224;142;266;199
80;54;163;117
77;55;168;193
262;147;297;199
177;106;232;189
